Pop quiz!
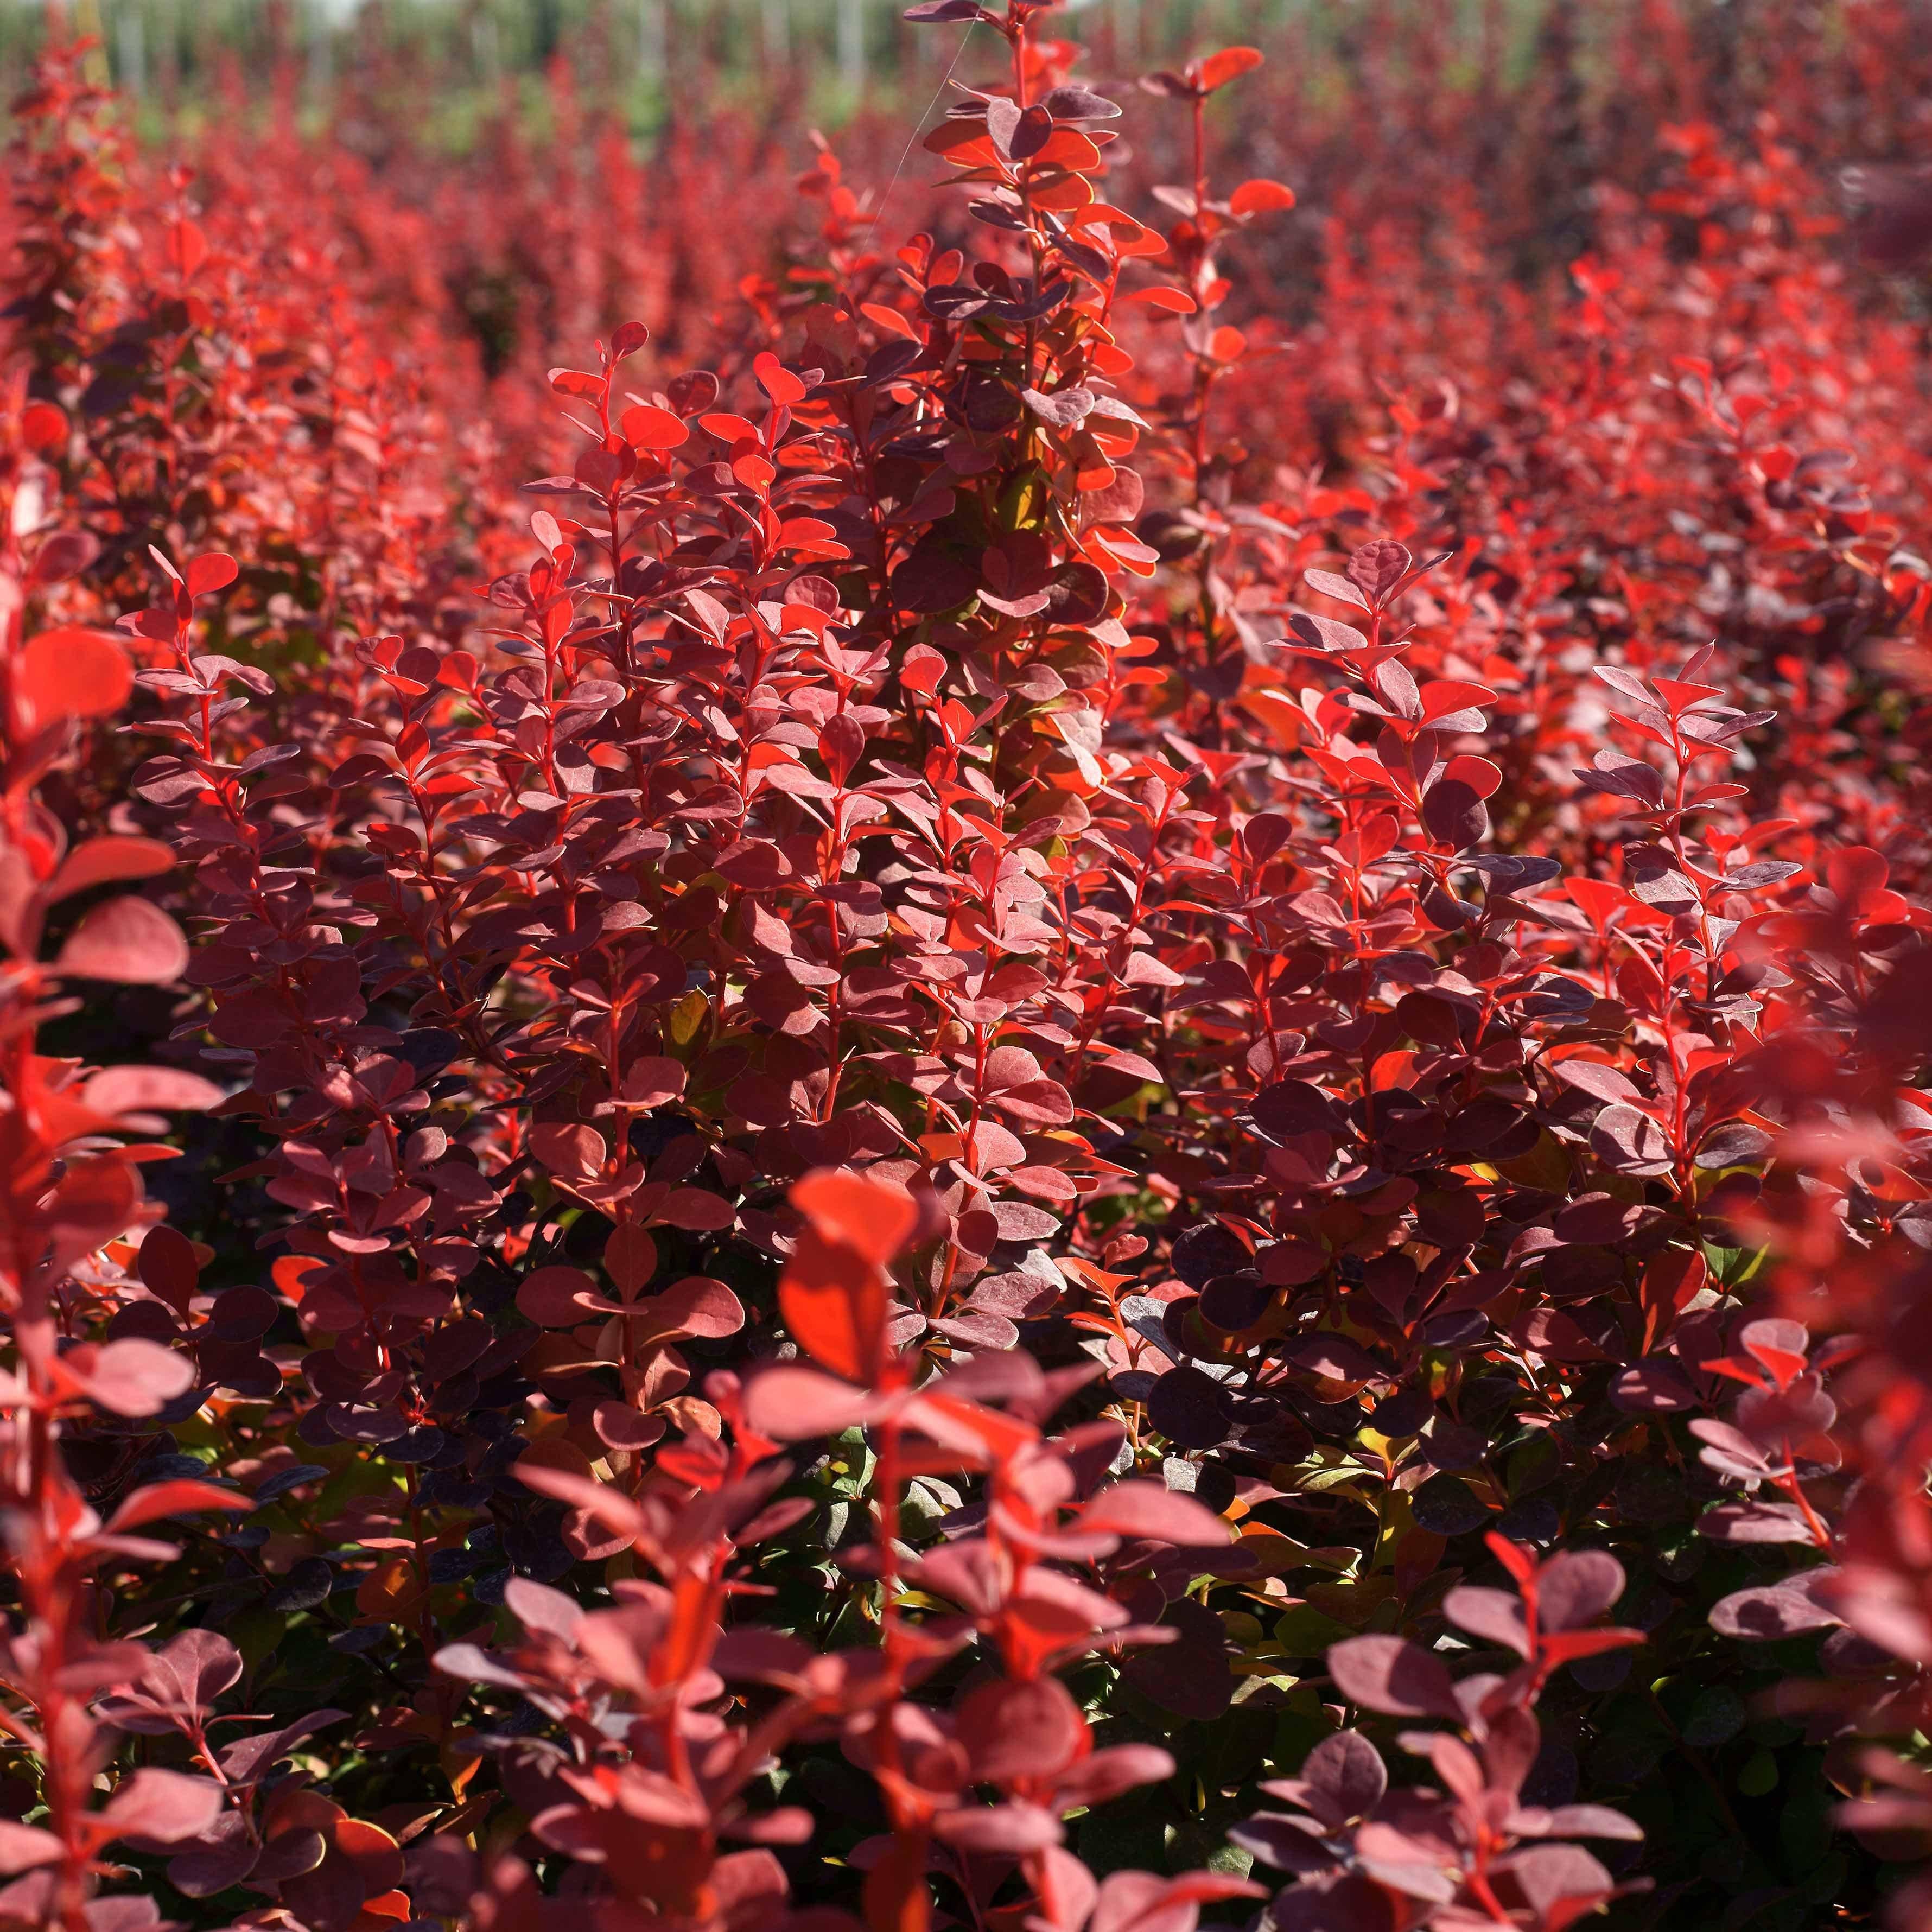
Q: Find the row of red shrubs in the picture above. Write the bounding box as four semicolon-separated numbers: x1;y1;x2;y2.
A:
1;8;1930;1932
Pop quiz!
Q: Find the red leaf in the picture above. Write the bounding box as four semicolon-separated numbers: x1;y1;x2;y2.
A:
20;402;66;450
862;1832;933;1932
1229;177;1295;217
1304;567;1371;611
1444;752;1503;798
1077;1479;1230;1547
780;1169;919;1381
1536;1550;1627;1630
504;1575;585;1643
166;218;209;280
1194;46;1264;93
1503;1843;1613;1921
793;1169;920;1268
529;1122;605;1179
1120;285;1196;314
514;1463;645;1540
1485;1534;1539;1587
1827;844;1888;910
107;1481;250;1533
753;351;807;405
0;1820;64;1875
100;1768;226;1844
76;1338;195;1418
1091;1870;1265;1932
18;628;132;724
1282;1729;1387;1823
654;1186;735;1232
621;403;689;450
517;1264;602;1327
1740;1316;1810;1391
619;1056;686;1107
1345;538;1413;603
1325;1635;1461;1718
1709;1574;1843;1641
185;552;239;596
1539;1626;1644;1665
740;1364;874;1441
935;1802;1063;1854
1285;1332;1384;1384
137;1226;200;1313
644;1274;745;1338
48;836;177;904
603;1223;659;1295
956;1676;1085;1782
54;897;189;984
1441;1584;1529;1655
81;1066;225;1118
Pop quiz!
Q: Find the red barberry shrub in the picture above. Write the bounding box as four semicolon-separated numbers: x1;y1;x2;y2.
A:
2;8;1931;1932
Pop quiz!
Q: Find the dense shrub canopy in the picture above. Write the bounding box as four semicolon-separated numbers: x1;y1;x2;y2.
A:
1;9;1931;1932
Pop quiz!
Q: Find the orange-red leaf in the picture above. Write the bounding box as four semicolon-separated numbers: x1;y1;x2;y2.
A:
792;1168;919;1268
1122;287;1196;314
1196;46;1263;93
186;552;238;596
19;628;132;724
622;403;689;450
1229;177;1295;218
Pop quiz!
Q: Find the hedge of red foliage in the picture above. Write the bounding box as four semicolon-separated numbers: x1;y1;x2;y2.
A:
4;8;1932;1932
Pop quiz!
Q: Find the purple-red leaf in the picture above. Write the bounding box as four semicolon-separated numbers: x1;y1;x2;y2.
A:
1325;1636;1461;1719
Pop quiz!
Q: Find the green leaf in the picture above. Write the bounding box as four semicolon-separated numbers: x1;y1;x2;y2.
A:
1271;1603;1353;1656
1206;1840;1253;1879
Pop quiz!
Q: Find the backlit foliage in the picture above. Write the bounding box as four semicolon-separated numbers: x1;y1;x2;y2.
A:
2;10;1931;1932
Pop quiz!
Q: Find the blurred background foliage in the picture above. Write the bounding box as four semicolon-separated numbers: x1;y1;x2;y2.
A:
4;0;1929;162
